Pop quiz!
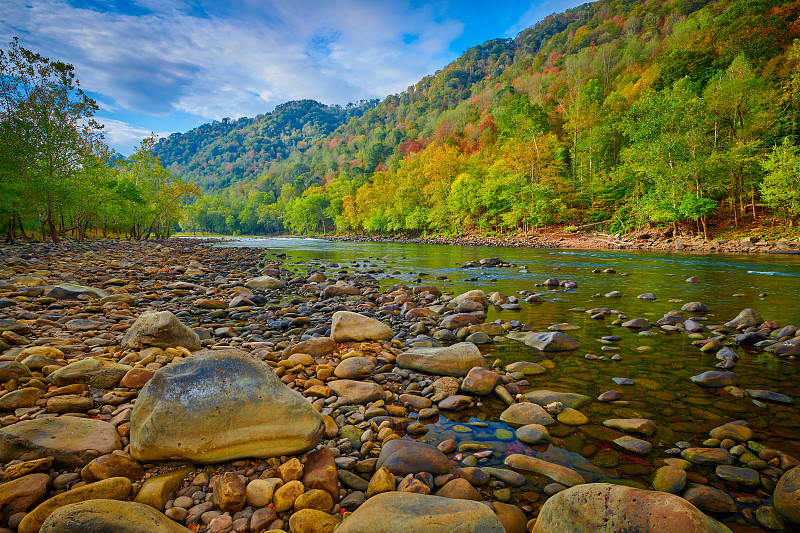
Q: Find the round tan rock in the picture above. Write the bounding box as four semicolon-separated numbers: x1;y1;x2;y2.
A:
39;499;191;532
532;483;731;532
273;480;304;513
294;488;333;511
288;509;340;533
246;478;283;507
336;492;504;533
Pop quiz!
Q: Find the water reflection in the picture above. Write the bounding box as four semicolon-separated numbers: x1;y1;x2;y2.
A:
215;237;800;529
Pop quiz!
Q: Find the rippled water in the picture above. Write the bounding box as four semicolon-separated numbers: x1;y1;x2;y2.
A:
216;237;800;530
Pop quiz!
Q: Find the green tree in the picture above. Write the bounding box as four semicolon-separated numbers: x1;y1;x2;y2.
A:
0;37;102;242
760;139;800;223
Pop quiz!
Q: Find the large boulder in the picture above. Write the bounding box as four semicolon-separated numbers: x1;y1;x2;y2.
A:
725;308;763;329
0;473;50;522
500;403;555;426
283;337;337;359
45;283;110;300
48;358;132;389
18;477;132;533
121;311;201;351
775;466;800;525
40;499;191;533
507;331;579;351
328;379;384;404
450;290;489;308
245;275;285;289
0;417;122;469
396;342;485;377
330;311;393;343
130;349;324;463
531;483;732;533
336;491;504;533
376;439;450;476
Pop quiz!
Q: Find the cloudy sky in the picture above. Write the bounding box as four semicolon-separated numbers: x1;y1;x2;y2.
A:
1;0;584;155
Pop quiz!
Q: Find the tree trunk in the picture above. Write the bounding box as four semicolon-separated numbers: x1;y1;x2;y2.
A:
16;213;27;240
47;203;60;244
7;217;15;244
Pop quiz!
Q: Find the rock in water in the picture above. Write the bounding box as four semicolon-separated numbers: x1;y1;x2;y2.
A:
725;308;763;329
690;371;739;388
775;466;800;525
506;331;580;351
121;310;201;351
396;342;485;377
330;311;393;342
532;483;732;533
40;499;191;533
376;439;450;476
336;491;504;533
130;349;324;463
0;417;121;469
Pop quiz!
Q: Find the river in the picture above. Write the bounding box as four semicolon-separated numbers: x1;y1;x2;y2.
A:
216;237;800;530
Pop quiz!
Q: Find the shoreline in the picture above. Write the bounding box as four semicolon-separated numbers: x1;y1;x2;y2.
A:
311;232;800;255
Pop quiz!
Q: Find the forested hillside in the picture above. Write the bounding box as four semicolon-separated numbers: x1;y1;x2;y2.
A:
153;99;377;191
169;0;800;238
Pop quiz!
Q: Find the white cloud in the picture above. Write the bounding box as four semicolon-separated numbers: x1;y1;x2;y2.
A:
505;1;587;38
0;0;464;124
96;118;172;155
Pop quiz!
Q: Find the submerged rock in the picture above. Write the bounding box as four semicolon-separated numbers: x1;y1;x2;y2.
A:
690;371;739;388
507;331;580;351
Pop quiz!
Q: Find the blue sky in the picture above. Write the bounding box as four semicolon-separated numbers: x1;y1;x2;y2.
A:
1;0;585;155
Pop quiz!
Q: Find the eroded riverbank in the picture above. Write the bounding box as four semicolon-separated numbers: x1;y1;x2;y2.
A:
0;238;798;532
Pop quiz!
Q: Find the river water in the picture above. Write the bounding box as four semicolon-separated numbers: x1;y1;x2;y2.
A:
217;237;800;530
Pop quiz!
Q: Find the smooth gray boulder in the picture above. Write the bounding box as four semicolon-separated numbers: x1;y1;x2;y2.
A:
130;349;324;463
725;308;763;328
330;311;393;342
121;311;201;351
397;342;485;377
0;417;122;468
45;283;110;300
690;371;739;388
48;358;132;389
507;331;579;351
245;275;285;289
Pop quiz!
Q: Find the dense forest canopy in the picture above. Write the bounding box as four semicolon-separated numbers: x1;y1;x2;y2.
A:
0;38;198;242
3;0;799;243
159;0;799;239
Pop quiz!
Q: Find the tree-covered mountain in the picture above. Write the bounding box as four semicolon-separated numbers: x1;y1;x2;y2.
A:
153;99;377;191
165;0;800;238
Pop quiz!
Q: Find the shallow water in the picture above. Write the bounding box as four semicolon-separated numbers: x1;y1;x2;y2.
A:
216;237;800;530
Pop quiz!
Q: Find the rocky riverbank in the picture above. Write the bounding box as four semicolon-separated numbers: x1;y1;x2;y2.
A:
0;238;797;532
328;231;800;254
